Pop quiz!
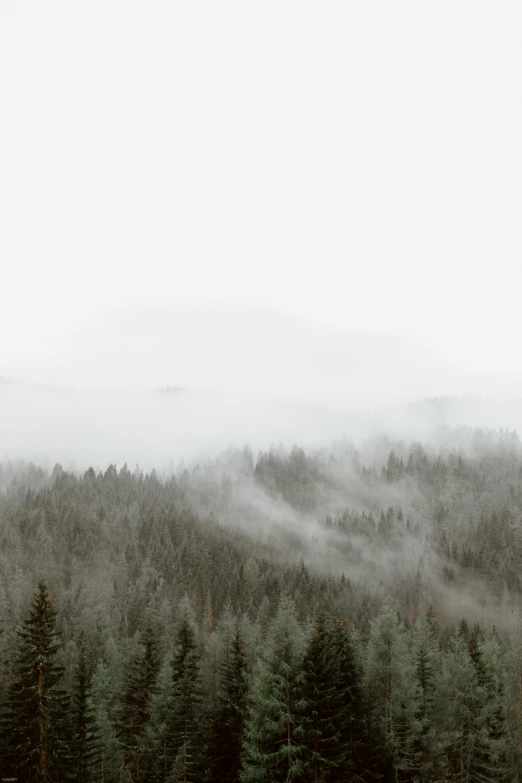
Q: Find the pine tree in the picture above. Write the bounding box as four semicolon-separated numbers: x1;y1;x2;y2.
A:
363;609;418;781
328;618;371;782
410;617;448;782
241;593;307;783
169;612;205;783
207;625;248;783
503;618;522;782
0;614;11;778
4;581;73;781
149;661;176;783
301;613;337;782
117;627;160;782
89;660;123;783
437;629;502;783
468;635;508;783
69;636;100;781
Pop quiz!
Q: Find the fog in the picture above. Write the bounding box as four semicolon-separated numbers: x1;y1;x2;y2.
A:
2;11;522;775
2;2;522;468
2;306;522;472
1;2;522;641
1;2;522;403
2;311;522;635
6;304;522;404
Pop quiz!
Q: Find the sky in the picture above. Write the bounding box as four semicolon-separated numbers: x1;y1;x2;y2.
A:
1;2;521;398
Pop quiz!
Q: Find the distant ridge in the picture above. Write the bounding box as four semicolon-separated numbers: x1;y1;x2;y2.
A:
156;385;205;397
406;395;522;433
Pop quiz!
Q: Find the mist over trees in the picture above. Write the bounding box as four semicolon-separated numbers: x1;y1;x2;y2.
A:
2;0;521;776
1;428;522;779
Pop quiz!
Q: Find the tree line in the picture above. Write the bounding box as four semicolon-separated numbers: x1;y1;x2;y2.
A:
1;432;522;779
1;581;521;781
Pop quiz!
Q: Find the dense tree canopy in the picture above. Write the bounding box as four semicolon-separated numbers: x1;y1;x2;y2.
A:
0;430;522;780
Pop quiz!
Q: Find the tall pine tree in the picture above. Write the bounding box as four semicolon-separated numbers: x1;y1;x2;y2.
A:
4;581;73;782
69;635;100;782
207;624;248;783
410;615;447;783
329;617;371;782
363;609;418;781
169;611;205;783
117;626;160;782
241;593;307;783
89;660;123;783
301;613;339;782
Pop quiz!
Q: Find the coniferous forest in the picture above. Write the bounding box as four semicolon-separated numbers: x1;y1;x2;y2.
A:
1;429;522;781
2;0;520;780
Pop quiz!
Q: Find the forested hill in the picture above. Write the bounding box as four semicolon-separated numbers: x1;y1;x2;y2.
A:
1;430;522;779
2;428;521;630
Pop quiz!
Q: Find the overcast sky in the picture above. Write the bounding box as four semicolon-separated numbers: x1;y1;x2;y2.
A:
1;2;521;398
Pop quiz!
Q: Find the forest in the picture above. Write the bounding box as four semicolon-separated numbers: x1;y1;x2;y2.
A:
1;427;522;781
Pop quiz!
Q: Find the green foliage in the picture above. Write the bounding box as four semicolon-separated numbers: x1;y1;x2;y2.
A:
1;437;522;780
4;582;73;781
301;613;339;782
436;629;509;783
241;593;307;783
169;612;205;783
117;626;160;782
410;615;448;782
89;660;123;783
300;614;371;781
148;661;177;782
328;618;372;781
207;624;249;783
69;636;100;782
364;609;418;780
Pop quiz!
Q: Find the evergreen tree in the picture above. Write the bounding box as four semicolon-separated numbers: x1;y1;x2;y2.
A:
69;636;100;782
301;613;338;782
207;624;248;783
436;629;505;783
363;609;418;781
468;636;508;783
4;581;73;782
410;617;447;782
328;618;371;782
241;593;307;783
301;614;370;781
117;627;160;782
503;619;522;781
169;612;205;783
0;616;11;778
89;660;123;783
149;661;176;783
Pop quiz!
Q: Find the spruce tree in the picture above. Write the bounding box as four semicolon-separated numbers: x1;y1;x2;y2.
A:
69;637;100;782
363;609;417;781
117;627;160;782
468;635;508;783
241;593;307;783
329;618;371;782
5;581;73;781
300;613;339;782
410;617;448;782
207;624;248;783
148;661;176;783
0;616;11;779
503;623;522;782
169;612;205;782
437;629;497;783
89;659;123;783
